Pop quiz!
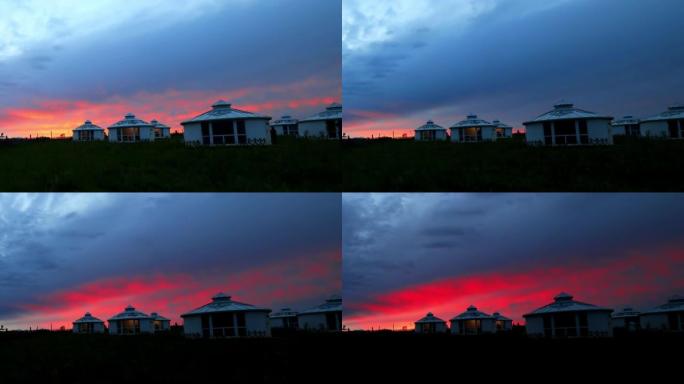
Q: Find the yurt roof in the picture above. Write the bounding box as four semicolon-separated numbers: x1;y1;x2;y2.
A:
181;100;271;124
492;120;512;129
299;103;342;123
108;113;154;129
492;312;512;321
641;105;684;122
73;120;104;131
108;305;153;321
523;292;613;317
611;115;640;126
450;305;494;321
270;307;299;319
641;295;684;314
450;114;495;129
523;103;613;125
73;312;104;324
415;312;446;324
416;120;446;131
180;292;271;317
150;120;171;129
298;295;342;315
271;115;299;126
611;307;641;318
150;312;171;321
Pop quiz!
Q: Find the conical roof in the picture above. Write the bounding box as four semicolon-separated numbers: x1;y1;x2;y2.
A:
108;305;153;321
415;312;446;324
492;312;512;321
74;120;104;131
299;295;342;315
416;120;446;131
450;305;494;321
492;120;512;129
611;115;640;126
611;307;641;318
450;114;495;129
108;113;153;129
73;312;104;324
300;103;342;122
270;307;299;318
523;292;613;317
641;295;684;314
641;105;684;122
523;103;613;125
180;100;271;124
180;292;271;317
150;120;170;129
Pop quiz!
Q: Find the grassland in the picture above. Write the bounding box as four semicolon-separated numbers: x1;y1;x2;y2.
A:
342;136;684;191
1;330;678;381
0;136;340;191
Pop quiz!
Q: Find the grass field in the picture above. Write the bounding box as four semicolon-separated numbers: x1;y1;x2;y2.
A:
1;330;678;381
0;136;340;191
342;136;684;191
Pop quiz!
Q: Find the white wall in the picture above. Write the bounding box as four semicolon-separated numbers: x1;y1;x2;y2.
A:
525;119;613;145
245;312;271;336
525;316;544;337
587;312;612;336
182;316;202;337
640;313;669;330
641;121;669;138
182;119;272;145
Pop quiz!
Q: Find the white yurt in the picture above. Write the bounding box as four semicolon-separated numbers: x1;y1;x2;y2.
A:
72;120;105;142
297;295;342;331
271;115;299;137
639;295;684;331
449;305;496;335
492;312;513;332
450;115;497;143
611;307;641;331
181;100;272;146
72;312;105;334
150;120;171;139
298;103;342;139
108;113;156;143
415;120;448;141
492;120;513;139
180;293;271;338
414;312;448;333
150;312;171;332
269;307;299;329
640;105;684;139
523;103;613;146
108;305;155;335
523;292;613;337
611;116;641;137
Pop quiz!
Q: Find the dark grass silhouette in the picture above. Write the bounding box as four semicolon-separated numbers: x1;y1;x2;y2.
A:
1;329;679;381
342;136;684;191
0;136;340;191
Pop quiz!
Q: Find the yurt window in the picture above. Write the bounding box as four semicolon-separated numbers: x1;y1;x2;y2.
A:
668;120;678;138
496;128;505;138
668;313;682;330
154;128;162;138
201;315;211;338
201;122;211;145
554;312;577;337
555;120;577;145
578;120;589;144
421;131;435;140
80;131;93;141
543;122;552;145
578;312;588;336
326;312;339;330
213;121;235;145
326;120;339;139
121;319;140;334
212;312;235;337
236;313;247;336
236;120;247;144
626;124;640;136
122;127;140;142
543;315;553;337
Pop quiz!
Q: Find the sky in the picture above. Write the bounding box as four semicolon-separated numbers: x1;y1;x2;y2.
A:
0;0;341;138
343;193;684;330
0;193;341;330
343;0;684;138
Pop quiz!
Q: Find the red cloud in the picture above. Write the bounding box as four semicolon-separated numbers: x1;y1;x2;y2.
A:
0;76;340;138
10;249;340;330
345;247;684;330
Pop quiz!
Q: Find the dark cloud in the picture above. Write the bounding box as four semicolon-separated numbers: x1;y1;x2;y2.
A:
344;0;684;134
